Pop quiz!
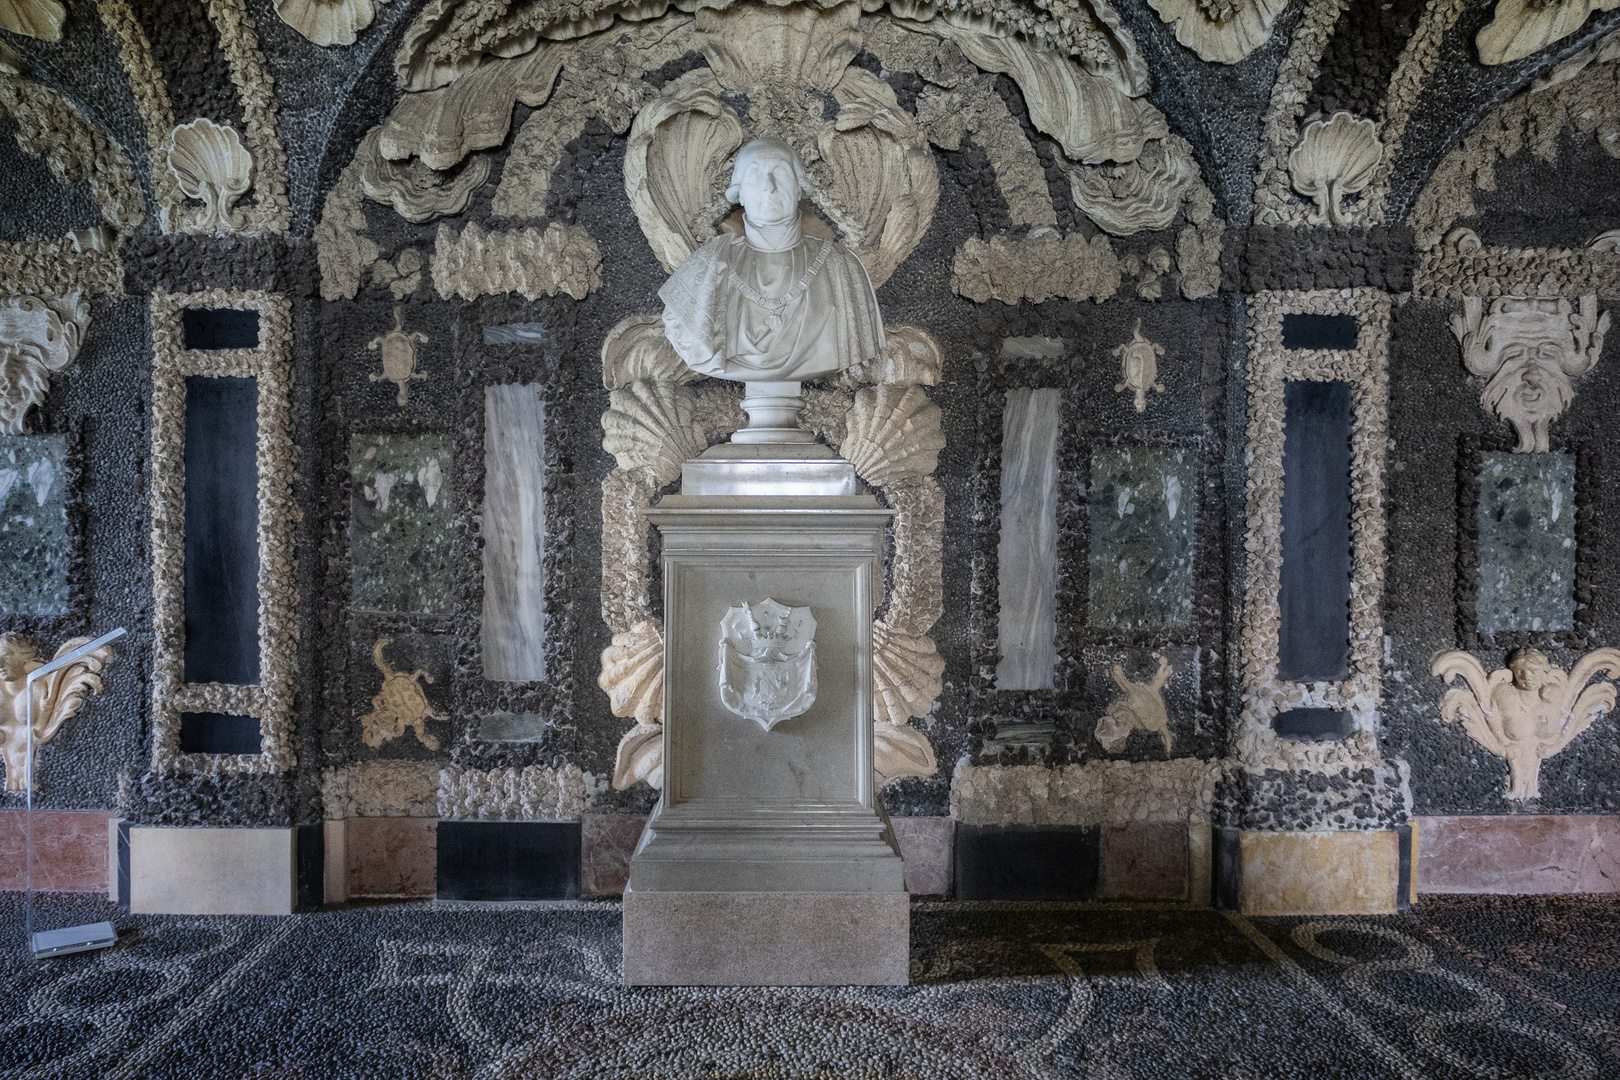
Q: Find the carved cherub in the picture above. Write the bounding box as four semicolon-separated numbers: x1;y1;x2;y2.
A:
1094;654;1174;756
1432;646;1620;801
358;637;443;750
1450;296;1608;452
1112;321;1165;413
0;633;116;793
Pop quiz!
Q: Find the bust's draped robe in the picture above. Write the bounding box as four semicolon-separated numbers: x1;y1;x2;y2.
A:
659;233;885;381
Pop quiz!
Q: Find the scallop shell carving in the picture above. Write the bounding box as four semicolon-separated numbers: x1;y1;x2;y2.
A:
833;325;944;388
275;0;386;46
613;723;664;790
167;118;255;233
601;314;700;390
601;379;705;486
874;721;938;785
1288;112;1382;228
598;618;663;724
873;621;945;724
843;383;946;488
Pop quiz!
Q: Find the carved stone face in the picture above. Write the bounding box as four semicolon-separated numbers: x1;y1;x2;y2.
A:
1507;649;1553;693
1495;344;1569;425
733;145;802;227
0;633;36;683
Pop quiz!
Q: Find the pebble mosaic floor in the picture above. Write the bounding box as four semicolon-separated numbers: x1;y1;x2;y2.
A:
2;893;1616;1079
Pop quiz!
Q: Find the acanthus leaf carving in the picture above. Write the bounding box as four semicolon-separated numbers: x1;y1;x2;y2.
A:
274;0;391;47
1433;647;1620;801
166;118;255;234
1288;112;1383;228
1450;295;1608;453
1144;0;1288;64
0;292;89;435
1;632;117;793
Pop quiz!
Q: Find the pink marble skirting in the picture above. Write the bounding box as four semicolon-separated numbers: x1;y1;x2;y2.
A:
0;809;113;892
1417;815;1619;895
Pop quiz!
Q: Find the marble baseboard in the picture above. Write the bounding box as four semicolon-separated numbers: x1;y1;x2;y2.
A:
1098;822;1190;901
129;826;296;915
623;891;909;986
0;809;112;892
436;820;581;901
890;816;953;896
347;817;438;898
955;825;1100;900
582;813;647;898
1239;830;1398;916
1416;815;1620;896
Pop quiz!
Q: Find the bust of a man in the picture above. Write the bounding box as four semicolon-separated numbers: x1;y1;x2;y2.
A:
658;138;885;384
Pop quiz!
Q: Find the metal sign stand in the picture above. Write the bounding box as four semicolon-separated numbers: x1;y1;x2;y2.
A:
25;627;127;960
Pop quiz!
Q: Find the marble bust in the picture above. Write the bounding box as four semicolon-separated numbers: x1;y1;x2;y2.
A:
659;139;885;437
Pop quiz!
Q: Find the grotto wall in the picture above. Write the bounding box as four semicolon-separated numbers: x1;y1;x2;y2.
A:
1;0;1617;912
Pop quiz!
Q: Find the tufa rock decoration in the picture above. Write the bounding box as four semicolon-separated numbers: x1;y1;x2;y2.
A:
275;0;393;47
1433;647;1620;801
367;307;430;406
1288;112;1383;228
1112;320;1165;413
358;128;491;224
166;118;255;234
1068;134;1202;236
1477;0;1620;66
1450;295;1608;453
1094;655;1174;757
358;638;443;751
0;0;64;41
953;231;1122;305
0;292;89;435
1145;0;1289;64
431;221;602;301
0;633;116;792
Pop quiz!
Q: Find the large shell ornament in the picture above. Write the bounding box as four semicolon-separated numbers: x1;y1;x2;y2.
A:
842;384;946;488
598;619;663;725
601;379;706;486
275;0;385;48
0;0;66;41
1288;112;1382;228
873;621;945;724
874;720;938;786
167;118;255;233
601;314;700;390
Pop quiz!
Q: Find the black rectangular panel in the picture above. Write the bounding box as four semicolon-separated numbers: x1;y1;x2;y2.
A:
1396;824;1412;912
182;307;260;350
953;824;1099;901
1215;826;1241;910
436;821;582;901
1272;707;1354;741
1278;380;1352;682
183;376;261;685
178;712;263;754
116;820;131;910
1281;313;1358;351
296;823;324;912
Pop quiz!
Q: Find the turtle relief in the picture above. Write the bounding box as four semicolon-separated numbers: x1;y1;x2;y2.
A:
359;637;444;750
368;307;430;406
1113;321;1165;413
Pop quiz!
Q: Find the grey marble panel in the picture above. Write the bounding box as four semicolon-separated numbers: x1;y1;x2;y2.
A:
996;388;1062;691
0;434;69;616
1089;446;1197;630
475;712;550;742
350;434;453;614
481;385;546;681
1478;451;1575;633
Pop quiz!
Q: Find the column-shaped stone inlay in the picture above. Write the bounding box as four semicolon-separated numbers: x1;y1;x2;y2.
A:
482;384;547;681
996;387;1061;690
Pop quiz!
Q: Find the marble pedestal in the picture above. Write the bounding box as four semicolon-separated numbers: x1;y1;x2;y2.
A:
625;493;908;986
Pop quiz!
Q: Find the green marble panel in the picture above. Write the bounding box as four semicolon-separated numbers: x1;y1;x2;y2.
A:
350;434;453;614
0;434;70;616
1089;446;1196;631
1478;451;1575;634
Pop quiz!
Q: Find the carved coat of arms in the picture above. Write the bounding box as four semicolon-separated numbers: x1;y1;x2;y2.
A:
718;599;817;731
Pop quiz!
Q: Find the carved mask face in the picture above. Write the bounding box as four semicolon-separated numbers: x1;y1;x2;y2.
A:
735;149;801;227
